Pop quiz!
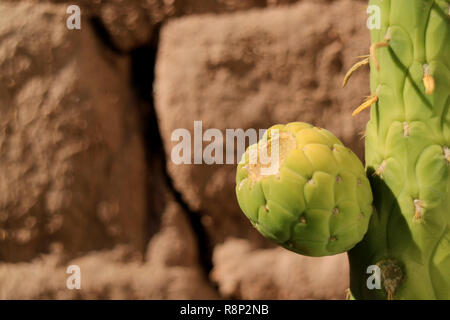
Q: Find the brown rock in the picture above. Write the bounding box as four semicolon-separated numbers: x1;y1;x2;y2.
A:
0;245;218;299
2;0;301;52
145;204;199;267
0;2;147;261
211;238;349;299
0;186;218;299
95;0;274;52
145;188;200;268
2;1;368;52
154;0;371;247
98;0;154;52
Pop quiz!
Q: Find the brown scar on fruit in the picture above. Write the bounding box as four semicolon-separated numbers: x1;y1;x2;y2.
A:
246;131;297;183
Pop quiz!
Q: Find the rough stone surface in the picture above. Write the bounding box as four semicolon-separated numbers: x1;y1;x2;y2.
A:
3;0;306;52
3;1;366;52
97;0;155;52
211;238;349;299
91;0;287;52
155;0;371;247
0;183;217;299
0;246;218;299
145;186;200;268
0;2;147;262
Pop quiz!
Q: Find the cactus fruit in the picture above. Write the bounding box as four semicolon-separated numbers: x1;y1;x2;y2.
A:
235;0;449;300
235;122;373;257
348;0;450;300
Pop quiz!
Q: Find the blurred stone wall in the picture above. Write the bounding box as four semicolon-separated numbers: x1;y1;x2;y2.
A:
0;0;370;299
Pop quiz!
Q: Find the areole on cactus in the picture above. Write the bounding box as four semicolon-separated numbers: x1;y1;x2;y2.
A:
235;0;449;300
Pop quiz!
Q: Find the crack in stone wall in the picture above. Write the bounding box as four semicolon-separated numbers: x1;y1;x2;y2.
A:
89;16;216;281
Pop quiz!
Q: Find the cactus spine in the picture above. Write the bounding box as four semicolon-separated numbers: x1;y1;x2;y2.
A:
348;0;450;299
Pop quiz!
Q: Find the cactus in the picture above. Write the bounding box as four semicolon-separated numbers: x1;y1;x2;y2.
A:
235;0;449;300
348;0;450;300
236;123;373;257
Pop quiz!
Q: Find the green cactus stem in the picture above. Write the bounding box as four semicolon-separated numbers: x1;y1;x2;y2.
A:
235;0;449;300
348;0;449;300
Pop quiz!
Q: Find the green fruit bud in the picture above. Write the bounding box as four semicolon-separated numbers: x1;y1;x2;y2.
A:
236;122;373;257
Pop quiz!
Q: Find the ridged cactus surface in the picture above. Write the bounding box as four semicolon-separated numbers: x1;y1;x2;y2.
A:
348;0;450;299
236;123;373;257
234;0;449;300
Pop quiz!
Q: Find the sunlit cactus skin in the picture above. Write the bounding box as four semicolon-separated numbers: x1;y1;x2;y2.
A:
236;123;373;257
235;0;449;300
348;0;450;300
